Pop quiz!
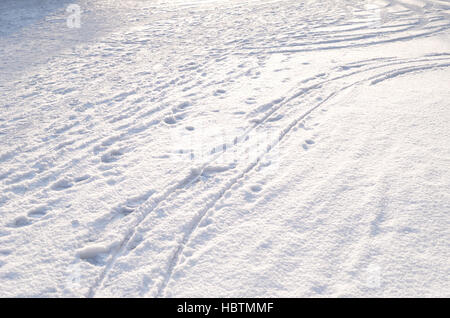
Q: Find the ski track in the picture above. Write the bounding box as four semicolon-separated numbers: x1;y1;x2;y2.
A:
91;54;450;298
0;0;449;297
154;56;450;297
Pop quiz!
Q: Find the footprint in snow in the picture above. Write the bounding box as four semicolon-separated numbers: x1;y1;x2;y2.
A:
302;139;315;150
51;178;74;191
27;206;48;218
214;89;226;96
101;149;123;163
8;216;31;228
164;112;187;125
244;184;263;202
250;185;262;193
164;117;176;125
178;101;192;110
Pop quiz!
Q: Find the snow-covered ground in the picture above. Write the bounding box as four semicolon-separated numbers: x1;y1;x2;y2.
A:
0;0;449;297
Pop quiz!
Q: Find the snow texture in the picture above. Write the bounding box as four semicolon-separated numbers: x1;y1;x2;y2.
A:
0;0;449;297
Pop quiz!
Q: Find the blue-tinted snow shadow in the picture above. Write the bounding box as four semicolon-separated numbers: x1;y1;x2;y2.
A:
0;0;76;38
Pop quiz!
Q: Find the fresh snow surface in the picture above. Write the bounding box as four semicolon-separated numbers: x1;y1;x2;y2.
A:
0;0;449;297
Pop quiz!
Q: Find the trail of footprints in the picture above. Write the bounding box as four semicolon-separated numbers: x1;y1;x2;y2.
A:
12;53;448;236
1;51;237;197
111;54;450;296
4;54;447;237
1;56;257;234
77;57;368;291
6;173;93;229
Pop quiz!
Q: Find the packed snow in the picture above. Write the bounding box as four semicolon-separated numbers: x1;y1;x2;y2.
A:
0;0;449;297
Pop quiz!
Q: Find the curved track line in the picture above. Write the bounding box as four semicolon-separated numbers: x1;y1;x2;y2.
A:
89;51;450;297
155;59;450;297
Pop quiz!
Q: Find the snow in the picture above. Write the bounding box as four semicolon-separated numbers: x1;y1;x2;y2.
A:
0;0;449;297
